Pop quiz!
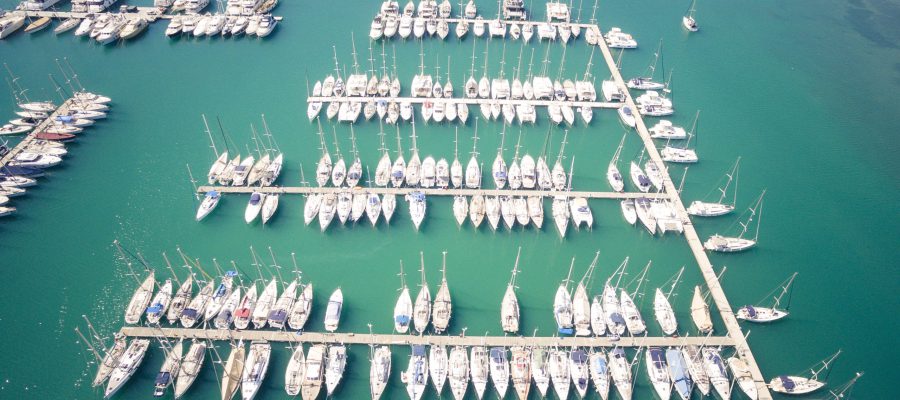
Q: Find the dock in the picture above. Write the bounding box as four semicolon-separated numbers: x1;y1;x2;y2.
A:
595;23;774;399
120;326;734;348
307;95;622;110
0;99;72;168
196;185;669;200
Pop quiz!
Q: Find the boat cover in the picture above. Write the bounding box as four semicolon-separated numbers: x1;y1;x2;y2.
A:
250;193;261;204
571;350;588;363
154;371;171;386
745;305;757;317
394;315;410;324
182;308;198;319
490;347;507;361
412;345;426;357
779;375;795;390
268;309;288;322
649;347;666;364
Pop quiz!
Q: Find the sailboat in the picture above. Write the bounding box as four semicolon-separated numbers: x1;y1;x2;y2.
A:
554;260;575;334
375;127;392;187
430;345;449;395
683;0;699;31
573;254;598;336
302;345;326;400
704;189;766;252
607;135;626;192
465;120;481;188
406;123;422;187
205;271;236;323
608;348;633;400
702;347;731;400
153;339;183;398
570;349;590;398
620;261;649;336
167;274;194;325
370;344;391;400
664;348;693;400
124;271;155;324
653;267;683;336
315;121;332;187
470;346;490;399
181;278;214;328
736;272;798;322
394;261;414;333
453;195;469;226
688;157;740;217
221;341;245;400
406;191;427;230
769;350;842;394
551;195;569;238
589;350;610;400
288;281;314;330
492;126;508;189
469;193;486;228
284;343;304;396
727;356;758;400
489;347;510;398
510;347;531;400
691;285;714;333
403;345;428;400
645;347;672;400
627;39;667;90
500;248;522;333
214;285;241;329
251;277;278;329
448;346;469;400
240;341;271;400
174;340;207;398
661;110;700;163
551;131;569;191
823;372;865;399
528;196;544;228
391;127;406;187
432;252;452;333
104;338;151;398
413;253;432;334
325;345;347;396
267;279;297;328
330;128;347;187
549;348;570;400
531;347;551;398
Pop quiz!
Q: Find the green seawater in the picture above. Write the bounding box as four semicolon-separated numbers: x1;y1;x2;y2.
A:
0;0;897;398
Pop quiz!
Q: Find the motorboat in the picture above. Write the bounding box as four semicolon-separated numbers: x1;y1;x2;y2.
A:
324;288;343;332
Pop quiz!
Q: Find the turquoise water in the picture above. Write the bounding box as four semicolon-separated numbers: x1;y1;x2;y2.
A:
0;0;897;398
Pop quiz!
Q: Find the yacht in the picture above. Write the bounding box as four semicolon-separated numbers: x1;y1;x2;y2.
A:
727;356;758;400
470;346;489;399
509;347;531;400
104;338;151;398
244;192;265;224
531;347;550;398
406;191;427;230
736;272;797;323
605;27;638;48
702;347;731;400
620;287;646;335
682;345;711;396
382;193;397;223
688;157;740;216
266;279;297;328
284;345;304;396
145;280;172;325
601;283;626;337
704;190;766;252
213;286;241;329
303;193;322;226
152;339;183;398
429;345;449;394
250;278;278;329
588;351;610;400
552;196;569;238
241;341;272;400
572;281;591;336
432;257;452;333
570;349;590;398
287;283;313;330
468;194;485;228
683;0;699;31
590;296;606;336
649;120;687;139
690;286;713;333
654;287;678;336
370;346;391;400
124;271;155;325
500;249;521;333
549;349;570;400
412;259;432;333
570;197;593;229
620;199;637;225
608;348;633;400
617;105;636;127
769;350;841;395
302;345;326;400
324;288;343;332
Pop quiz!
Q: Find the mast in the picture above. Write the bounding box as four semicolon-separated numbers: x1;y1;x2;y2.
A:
74;327;102;363
665;266;685;300
332;126;343;160
563;257;575;291
810;349;842;381
419;251;427;289
772;272;798;310
827;372;864;399
316;118;329;157
399;260;407;291
509;247;522;288
202;114;219;157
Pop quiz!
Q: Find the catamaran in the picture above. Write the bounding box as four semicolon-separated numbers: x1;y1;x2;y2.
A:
688;157;740;217
661;110;701;163
500;248;522;333
413;254;432;334
769;350;841;394
448;346;469;400
240;341;271;400
432;252;452;333
704;189;766;252
736;272;798;323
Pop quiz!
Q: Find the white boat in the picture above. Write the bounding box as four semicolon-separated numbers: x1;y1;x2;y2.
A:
617;105;636;127
524;348;547;398
589;351;610;400
489;347;510;398
145;280;172;325
629;161;651;193
284;344;304;396
174;340;207;398
552;196;569;238
302;345;326;400
688;157;740;217
573;279;591;337
124;271;155;325
635;197;657;234
249;278;277;329
287;283;313;331
605;27;637;48
470;346;489;399
499;195;515;229
382;193;397;223
430;345;449;394
243;192;265;224
213;286;241;329
10;151;61;168
448;346;469;400
485;195;500;231
619;199;637;225
549;349;570;400
645;347;672;400
324;288;343;332
366;192;382;226
336;190;352;224
469;194;485;228
406;191;427;230
662;111;700;163
620;288;646;336
727;356;758;400
91;333;127;388
241;341;271;400
412;256;431;333
260;194;279;224
704;190;766;252
520;154;535;189
649;120;687;139
370;345;391;400
736;272;797;323
664;349;693;400
421;156;436;188
153;339;183;398
702;347;731;400
536;156;552;190
104;338;151;398
608;348;632;400
303;193;322;226
432;254;452;334
690;285;713;333
681;345;710;396
683;0;699;32
325;345;347;396
769;350;842;395
570;349;590;398
521;23;533;42
266;279;296;328
570;197;593;229
404;345;428;400
318;193;337;231
590;295;606;336
472;16;485;36
500;248;522;333
627;40;666;90
553;275;574;334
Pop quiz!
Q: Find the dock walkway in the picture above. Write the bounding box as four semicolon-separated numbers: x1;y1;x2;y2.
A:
0;99;72;168
595;23;773;399
196;185;668;200
121;326;734;348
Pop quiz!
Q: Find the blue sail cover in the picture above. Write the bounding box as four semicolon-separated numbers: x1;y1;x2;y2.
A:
154;371;171;386
649;347;666;366
571;350;588;363
412;345;426;357
250;193;261;204
638;175;651;186
490;347;507;362
226;270;238;277
745;305;757;318
181;308;198;319
666;349;692;397
558;327;574;335
593;356;608;374
779;376;796;391
610;313;626;325
206;191;220;199
268;309;288;323
146;304;163;315
394;315;410;324
55;115;75;123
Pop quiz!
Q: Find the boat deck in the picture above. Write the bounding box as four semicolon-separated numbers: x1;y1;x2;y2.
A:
0;99;72;168
120;326;734;348
196;185;670;200
595;23;773;399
